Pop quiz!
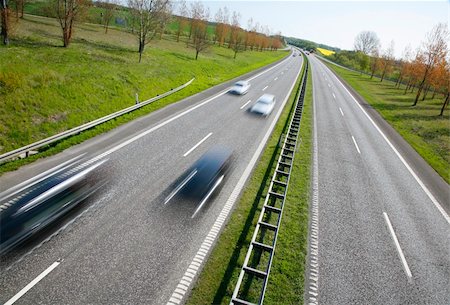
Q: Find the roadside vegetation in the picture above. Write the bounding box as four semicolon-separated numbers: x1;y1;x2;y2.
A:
0;0;287;173
0;15;285;169
187;54;311;305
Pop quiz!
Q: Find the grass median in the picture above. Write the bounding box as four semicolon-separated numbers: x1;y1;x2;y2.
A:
0;14;286;174
187;55;312;305
323;63;449;183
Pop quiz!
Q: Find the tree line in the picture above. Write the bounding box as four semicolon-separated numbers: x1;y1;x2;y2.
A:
326;24;449;116
0;0;283;62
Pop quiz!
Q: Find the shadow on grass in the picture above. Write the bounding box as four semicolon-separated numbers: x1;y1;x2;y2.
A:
392;112;450;122
169;51;194;62
211;79;301;304
8;36;61;48
23;15;58;27
73;38;135;54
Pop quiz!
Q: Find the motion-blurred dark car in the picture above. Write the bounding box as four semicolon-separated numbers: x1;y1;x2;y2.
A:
165;146;233;206
0;158;107;255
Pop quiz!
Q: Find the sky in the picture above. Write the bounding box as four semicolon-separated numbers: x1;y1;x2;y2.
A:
183;1;449;58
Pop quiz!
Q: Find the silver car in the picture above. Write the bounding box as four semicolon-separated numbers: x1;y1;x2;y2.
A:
229;80;251;95
250;94;276;116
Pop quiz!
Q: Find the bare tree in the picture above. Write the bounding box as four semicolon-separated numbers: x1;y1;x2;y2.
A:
380;40;395;82
413;23;449;106
174;0;187;42
369;47;381;79
1;0;10;45
354;31;380;55
188;1;209;60
439;60;449;116
100;0;118;34
396;45;412;87
228;10;240;49
11;0;24;20
55;0;89;47
128;0;171;62
231;29;245;59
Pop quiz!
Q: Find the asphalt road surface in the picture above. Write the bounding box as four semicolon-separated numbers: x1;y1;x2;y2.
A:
308;54;449;304
0;52;303;304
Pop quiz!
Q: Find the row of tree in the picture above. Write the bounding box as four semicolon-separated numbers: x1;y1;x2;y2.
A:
328;24;448;115
171;1;282;60
0;0;283;62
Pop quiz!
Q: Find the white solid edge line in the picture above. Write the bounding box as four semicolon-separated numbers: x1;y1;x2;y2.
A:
351;136;361;154
339;107;344;116
167;56;303;305
321;60;450;225
4;261;60;305
183;132;213;157
383;212;413;280
262;85;268;91
240;100;252;110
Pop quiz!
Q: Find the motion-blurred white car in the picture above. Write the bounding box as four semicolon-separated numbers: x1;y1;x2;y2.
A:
229;80;251;95
250;94;276;116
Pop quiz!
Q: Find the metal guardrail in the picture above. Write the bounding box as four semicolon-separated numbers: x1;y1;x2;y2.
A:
230;56;309;305
0;78;195;164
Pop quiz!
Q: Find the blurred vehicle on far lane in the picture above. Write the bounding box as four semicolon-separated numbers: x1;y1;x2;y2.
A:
229;80;251;95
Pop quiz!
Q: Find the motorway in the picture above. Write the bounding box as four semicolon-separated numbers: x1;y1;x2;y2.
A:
308;54;449;304
0;52;302;304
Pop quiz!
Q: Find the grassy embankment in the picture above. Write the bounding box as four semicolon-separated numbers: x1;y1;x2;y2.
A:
187;55;312;305
324;63;449;183
0;14;286;174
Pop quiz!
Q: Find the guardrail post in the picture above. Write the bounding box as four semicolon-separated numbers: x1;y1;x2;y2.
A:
135;92;139;104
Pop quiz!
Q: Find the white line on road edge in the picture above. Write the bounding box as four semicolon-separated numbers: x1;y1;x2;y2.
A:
322;60;450;224
262;85;268;91
339;107;344;116
307;71;320;305
4;261;60;305
183;132;212;157
351;135;361;154
240;100;252;110
166;57;303;305
383;212;413;280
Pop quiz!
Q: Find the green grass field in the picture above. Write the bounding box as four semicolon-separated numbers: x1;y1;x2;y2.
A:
187;56;312;305
325;63;449;183
0;14;286;173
